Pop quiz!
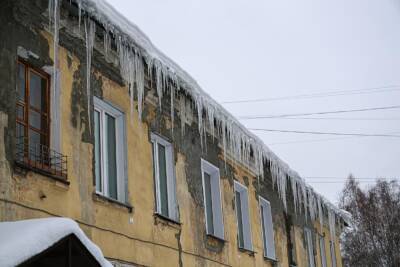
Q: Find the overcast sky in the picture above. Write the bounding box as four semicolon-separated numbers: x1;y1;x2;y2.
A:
107;0;400;204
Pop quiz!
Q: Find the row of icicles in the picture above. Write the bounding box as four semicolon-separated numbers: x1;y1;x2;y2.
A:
48;0;343;241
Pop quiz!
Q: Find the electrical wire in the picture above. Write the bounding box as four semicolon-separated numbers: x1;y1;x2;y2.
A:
249;128;400;137
304;176;397;180
261;116;400;121
221;85;400;104
239;105;400;120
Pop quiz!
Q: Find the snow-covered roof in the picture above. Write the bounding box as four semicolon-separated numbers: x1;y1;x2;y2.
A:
49;0;351;232
0;218;112;267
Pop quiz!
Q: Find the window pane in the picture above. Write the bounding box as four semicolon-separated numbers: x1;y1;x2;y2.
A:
235;191;244;248
16;123;25;139
157;144;169;216
106;114;117;199
16;123;25;161
261;205;267;252
17;105;24;120
17;63;25;102
94;111;102;192
204;172;214;235
29;110;47;132
29;71;47;112
261;199;276;259
28;130;46;160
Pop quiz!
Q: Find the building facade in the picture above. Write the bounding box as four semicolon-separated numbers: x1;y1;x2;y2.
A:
0;1;349;266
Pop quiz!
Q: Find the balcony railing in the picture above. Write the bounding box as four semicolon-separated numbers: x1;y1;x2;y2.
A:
15;137;68;179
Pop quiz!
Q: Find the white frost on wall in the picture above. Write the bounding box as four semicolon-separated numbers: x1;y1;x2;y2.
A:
48;0;351;228
0;218;112;267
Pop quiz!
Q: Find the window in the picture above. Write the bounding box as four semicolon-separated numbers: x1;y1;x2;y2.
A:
330;241;337;267
259;197;276;259
305;228;316;267
94;97;126;202
151;133;178;221
319;235;327;267
201;159;224;240
233;181;252;251
16;60;50;157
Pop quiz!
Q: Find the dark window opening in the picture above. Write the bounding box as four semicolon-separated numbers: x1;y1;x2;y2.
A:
18;234;101;267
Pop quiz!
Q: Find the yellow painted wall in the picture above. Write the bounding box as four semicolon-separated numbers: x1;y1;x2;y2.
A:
0;30;345;267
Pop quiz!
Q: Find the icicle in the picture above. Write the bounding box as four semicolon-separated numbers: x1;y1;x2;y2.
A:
77;0;82;32
328;209;336;242
196;96;204;148
179;95;186;136
48;0;60;136
155;61;163;107
170;85;175;131
69;0;349;230
290;177;299;213
84;18;95;132
317;196;324;232
300;182;308;220
135;52;145;120
103;25;111;60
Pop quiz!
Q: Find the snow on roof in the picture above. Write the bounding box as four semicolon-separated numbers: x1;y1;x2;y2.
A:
0;218;112;267
48;0;351;229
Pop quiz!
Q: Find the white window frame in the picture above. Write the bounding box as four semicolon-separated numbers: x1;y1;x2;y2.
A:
305;228;316;267
319;235;327;267
259;196;276;259
201;159;224;240
151;133;178;221
94;97;127;202
234;181;253;251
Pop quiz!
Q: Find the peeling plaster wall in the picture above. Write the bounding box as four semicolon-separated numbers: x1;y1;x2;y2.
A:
0;1;344;267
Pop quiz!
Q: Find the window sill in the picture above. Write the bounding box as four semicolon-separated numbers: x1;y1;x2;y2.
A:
206;234;226;243
154;213;181;229
14;161;70;186
264;256;278;265
92;193;133;213
238;247;256;257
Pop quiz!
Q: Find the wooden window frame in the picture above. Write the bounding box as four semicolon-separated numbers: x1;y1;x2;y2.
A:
16;59;51;166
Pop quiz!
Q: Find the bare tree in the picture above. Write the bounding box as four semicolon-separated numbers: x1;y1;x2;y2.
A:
339;176;400;267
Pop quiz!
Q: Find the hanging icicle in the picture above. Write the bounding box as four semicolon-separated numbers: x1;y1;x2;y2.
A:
84;17;95;131
69;0;349;229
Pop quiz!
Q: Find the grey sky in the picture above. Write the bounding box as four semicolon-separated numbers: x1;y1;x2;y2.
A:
107;0;400;204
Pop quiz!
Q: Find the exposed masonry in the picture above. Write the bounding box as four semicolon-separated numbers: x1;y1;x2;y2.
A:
45;0;351;240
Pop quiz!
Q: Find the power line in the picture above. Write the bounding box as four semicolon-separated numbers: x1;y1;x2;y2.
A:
262;117;400;121
249;128;400;138
308;181;375;184
221;85;400;104
267;131;400;145
304;176;397;180
239;105;400;120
